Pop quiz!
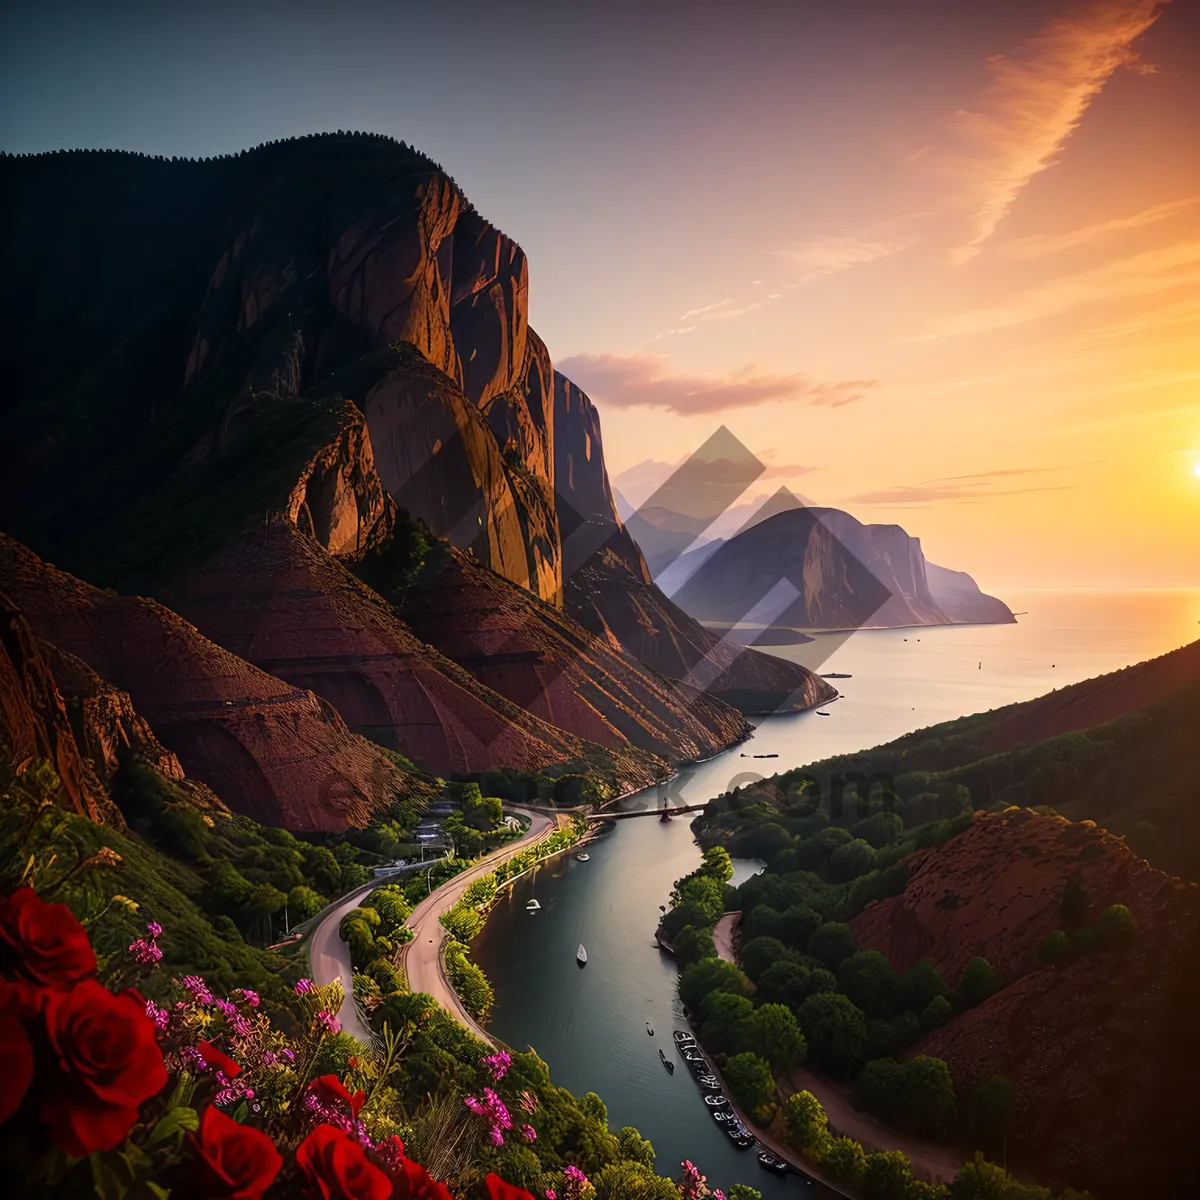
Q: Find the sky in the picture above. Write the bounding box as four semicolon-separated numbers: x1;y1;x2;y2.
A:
3;0;1198;588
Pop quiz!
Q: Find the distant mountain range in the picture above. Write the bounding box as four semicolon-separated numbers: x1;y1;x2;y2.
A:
618;486;1014;634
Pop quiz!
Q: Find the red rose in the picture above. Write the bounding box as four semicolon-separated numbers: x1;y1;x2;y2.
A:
390;1157;453;1200
0;888;96;988
40;980;168;1156
0;1015;34;1125
485;1175;535;1200
295;1124;392;1200
193;1105;282;1200
197;1040;242;1078
307;1074;365;1118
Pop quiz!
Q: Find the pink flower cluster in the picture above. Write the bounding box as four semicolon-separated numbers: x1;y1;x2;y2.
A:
465;1086;513;1146
128;919;164;966
482;1050;511;1081
678;1159;726;1200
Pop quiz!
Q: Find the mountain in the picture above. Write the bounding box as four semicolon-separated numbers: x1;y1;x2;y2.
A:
670;503;1014;632
0;135;832;829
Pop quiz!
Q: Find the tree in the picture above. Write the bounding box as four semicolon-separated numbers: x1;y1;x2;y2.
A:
948;1152;1051;1200
783;1090;830;1160
724;1051;776;1114
823;1136;867;1190
899;1055;958;1137
592;1163;676;1200
741;935;787;981
701;991;756;1056
673;924;717;968
808;922;858;971
901;958;949;1013
852;811;905;849
968;1077;1012;1155
751;1003;807;1069
727;1188;763;1200
757;960;838;1011
701;845;734;885
679;957;751;1012
920;994;953;1033
780;903;823;951
838;950;901;1016
861;1149;915;1200
829;837;878;882
580;1091;608;1129
960;957;997;1008
742;903;784;941
1039;930;1069;965
615;1126;655;1168
796;992;868;1076
1096;903;1137;949
288;884;324;921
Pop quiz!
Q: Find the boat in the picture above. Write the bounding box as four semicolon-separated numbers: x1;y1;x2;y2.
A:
576;944;587;966
672;1031;696;1045
820;672;852;678
711;1110;736;1124
574;852;590;862
757;1151;789;1175
646;1022;654;1035
703;1094;728;1108
816;711;830;716
525;899;541;912
698;1078;721;1092
658;1049;674;1073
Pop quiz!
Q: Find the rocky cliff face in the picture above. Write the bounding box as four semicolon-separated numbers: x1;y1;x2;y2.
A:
0;535;429;831
849;809;1199;1197
0;135;832;829
672;506;1014;631
160;520;663;791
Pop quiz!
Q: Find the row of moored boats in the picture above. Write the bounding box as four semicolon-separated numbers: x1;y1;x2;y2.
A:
671;1030;791;1175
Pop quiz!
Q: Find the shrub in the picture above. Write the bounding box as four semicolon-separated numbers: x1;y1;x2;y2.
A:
1096;903;1137;949
673;924;717;968
960;957;997;1008
919;994;953;1032
829;838;878;883
780;903;823;951
901;958;949;1013
1040;930;1069;965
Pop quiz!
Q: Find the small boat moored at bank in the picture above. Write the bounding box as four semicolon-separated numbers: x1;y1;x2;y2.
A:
703;1094;728;1108
672;1030;695;1045
757;1150;789;1175
574;852;590;862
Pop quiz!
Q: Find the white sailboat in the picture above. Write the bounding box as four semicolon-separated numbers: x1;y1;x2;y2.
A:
526;899;541;912
576;943;588;966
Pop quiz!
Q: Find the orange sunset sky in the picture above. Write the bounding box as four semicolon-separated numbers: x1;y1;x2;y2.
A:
3;0;1198;587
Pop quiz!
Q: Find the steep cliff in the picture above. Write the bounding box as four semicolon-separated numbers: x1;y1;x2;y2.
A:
671;506;1014;631
0;535;430;831
851;809;1199;1197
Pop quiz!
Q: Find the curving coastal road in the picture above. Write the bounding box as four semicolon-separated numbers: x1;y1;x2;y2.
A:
308;808;557;1048
398;807;556;1044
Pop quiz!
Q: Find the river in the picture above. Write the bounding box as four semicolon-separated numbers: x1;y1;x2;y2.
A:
472;590;1199;1196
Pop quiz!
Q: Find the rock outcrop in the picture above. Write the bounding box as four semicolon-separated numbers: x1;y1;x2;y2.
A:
849;809;1199;1196
0;535;427;831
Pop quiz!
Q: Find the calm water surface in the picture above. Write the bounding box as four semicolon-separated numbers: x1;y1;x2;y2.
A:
473;591;1199;1196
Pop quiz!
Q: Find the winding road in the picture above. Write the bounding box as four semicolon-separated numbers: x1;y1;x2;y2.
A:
398;807;556;1043
308;808;557;1048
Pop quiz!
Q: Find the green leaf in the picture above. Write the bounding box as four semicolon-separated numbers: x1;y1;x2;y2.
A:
90;1152;129;1200
142;1183;171;1200
147;1107;199;1146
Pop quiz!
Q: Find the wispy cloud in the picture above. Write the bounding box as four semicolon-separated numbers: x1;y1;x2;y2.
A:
910;239;1200;339
948;0;1171;262
1006;196;1199;258
777;235;912;281
557;352;875;416
845;464;1091;507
